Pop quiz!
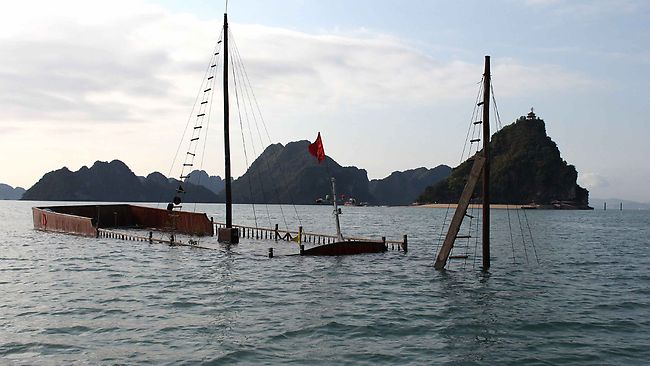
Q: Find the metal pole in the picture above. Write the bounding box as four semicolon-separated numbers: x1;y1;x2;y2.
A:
482;55;491;271
331;177;343;241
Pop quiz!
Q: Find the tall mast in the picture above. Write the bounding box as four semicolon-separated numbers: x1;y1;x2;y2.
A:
481;55;491;270
223;13;232;229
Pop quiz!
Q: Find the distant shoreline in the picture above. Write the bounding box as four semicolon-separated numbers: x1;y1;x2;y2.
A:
413;203;527;209
413;203;593;210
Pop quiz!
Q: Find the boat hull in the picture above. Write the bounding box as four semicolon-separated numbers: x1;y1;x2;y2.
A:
301;240;387;256
32;204;213;237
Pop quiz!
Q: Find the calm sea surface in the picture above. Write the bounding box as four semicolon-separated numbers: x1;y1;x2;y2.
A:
1;200;649;365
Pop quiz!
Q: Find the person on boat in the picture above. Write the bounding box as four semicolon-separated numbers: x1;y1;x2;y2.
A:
167;196;182;211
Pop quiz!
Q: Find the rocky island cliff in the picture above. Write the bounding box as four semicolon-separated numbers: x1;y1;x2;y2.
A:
21;160;220;203
0;183;25;200
417;112;590;208
20;144;449;205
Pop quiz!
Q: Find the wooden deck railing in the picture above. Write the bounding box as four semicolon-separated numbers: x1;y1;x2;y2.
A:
214;222;407;250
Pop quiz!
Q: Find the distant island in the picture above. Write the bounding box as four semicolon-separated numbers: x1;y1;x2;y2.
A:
369;166;451;206
184;170;224;195
19;115;595;208
21;160;219;203
222;140;451;205
20;141;450;206
417;111;591;209
0;183;26;200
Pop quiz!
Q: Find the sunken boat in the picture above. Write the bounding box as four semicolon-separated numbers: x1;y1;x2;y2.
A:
32;9;407;256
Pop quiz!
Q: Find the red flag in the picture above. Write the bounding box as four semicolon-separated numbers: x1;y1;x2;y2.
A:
308;132;325;163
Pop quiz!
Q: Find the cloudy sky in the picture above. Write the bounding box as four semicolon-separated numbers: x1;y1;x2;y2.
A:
1;0;649;202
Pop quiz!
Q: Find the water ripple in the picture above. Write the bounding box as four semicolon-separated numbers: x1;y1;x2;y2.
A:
1;202;650;364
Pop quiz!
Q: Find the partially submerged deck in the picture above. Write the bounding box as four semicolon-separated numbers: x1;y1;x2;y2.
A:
32;204;408;255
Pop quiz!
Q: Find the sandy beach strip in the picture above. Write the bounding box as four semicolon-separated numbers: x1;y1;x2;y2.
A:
413;203;529;209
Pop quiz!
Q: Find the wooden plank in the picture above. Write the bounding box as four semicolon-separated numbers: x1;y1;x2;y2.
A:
450;255;469;259
434;155;485;270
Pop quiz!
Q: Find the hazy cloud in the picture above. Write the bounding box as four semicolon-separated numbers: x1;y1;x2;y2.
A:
523;0;562;6
521;0;641;17
0;1;203;125
0;0;598;128
232;25;598;112
0;0;606;190
578;172;610;189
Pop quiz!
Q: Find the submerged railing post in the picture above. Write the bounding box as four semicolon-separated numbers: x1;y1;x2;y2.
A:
275;224;279;241
403;234;408;253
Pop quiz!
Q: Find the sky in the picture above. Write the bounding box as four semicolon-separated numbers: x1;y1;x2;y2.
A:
1;0;649;202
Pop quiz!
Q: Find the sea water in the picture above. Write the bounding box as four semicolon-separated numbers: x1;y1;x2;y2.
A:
1;201;649;365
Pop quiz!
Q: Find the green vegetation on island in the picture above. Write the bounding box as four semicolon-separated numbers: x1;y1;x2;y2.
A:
222;140;450;205
21;160;219;203
417;114;590;208
20;143;450;205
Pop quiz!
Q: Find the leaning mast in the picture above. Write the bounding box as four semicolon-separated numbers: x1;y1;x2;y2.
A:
434;56;491;270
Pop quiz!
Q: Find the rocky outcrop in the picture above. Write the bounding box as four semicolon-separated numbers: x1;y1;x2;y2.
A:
369;166;451;206
20;141;453;205
226;141;372;204
417;115;589;207
0;183;25;200
22;160;219;203
184;170;224;195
